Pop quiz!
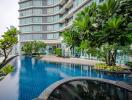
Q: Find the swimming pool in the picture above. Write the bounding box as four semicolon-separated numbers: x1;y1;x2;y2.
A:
0;56;131;100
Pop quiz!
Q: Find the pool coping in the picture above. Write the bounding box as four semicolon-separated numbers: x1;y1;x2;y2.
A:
35;77;132;100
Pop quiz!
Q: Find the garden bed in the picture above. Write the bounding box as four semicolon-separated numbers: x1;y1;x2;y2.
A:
94;63;131;74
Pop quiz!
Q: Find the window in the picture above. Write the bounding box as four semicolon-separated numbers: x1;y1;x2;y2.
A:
47;15;59;23
33;17;42;23
33;9;42;15
47;34;54;39
47;0;53;5
47;25;53;31
32;34;42;40
20;1;32;9
47;8;53;14
20;9;32;17
47;33;59;39
47;0;59;5
20;18;32;25
54;6;59;12
33;0;42;6
20;34;32;41
47;24;59;31
33;25;42;32
47;6;59;14
54;15;59;21
54;24;59;30
20;26;32;33
20;33;44;41
54;33;59;39
20;19;24;25
47;16;53;23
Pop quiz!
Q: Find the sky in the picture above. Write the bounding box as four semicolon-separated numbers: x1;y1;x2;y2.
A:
0;0;19;36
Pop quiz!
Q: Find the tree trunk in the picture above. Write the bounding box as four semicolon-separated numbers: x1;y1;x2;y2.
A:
0;49;8;68
106;50;111;65
106;50;117;66
111;50;117;66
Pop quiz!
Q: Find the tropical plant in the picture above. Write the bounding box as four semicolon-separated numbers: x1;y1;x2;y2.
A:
21;42;33;55
55;48;62;57
62;27;81;48
95;63;127;71
62;0;132;66
1;64;14;75
0;27;18;67
21;41;46;55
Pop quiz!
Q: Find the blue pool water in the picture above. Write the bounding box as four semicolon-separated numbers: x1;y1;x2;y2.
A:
0;56;131;100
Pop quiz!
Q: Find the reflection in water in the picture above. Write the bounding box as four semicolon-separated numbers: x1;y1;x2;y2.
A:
0;56;131;100
49;80;132;100
60;63;132;83
18;56;62;100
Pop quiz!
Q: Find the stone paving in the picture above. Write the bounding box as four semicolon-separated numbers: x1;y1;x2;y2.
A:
40;55;103;66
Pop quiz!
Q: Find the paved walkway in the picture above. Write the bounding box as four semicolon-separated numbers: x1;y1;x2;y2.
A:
40;55;103;66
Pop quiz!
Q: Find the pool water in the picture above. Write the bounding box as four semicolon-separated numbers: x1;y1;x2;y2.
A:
49;80;132;100
0;56;131;100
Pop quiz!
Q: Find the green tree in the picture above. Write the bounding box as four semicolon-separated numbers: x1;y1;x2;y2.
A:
62;27;81;48
32;41;46;55
21;42;33;55
62;0;132;66
21;41;46;55
93;0;132;65
55;48;62;57
0;27;18;67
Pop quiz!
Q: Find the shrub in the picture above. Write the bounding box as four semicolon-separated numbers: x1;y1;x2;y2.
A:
55;48;62;57
95;63;127;72
21;41;46;55
1;64;14;75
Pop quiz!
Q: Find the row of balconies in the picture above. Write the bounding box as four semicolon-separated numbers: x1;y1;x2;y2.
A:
19;0;84;18
19;0;91;26
19;0;91;33
19;20;72;33
19;0;67;10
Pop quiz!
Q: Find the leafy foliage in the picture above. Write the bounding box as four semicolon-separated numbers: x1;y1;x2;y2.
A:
95;63;127;72
0;27;18;66
21;41;46;55
62;0;132;66
55;48;62;57
1;64;14;75
62;27;81;48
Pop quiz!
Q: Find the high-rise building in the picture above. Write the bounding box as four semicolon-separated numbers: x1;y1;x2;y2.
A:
18;0;101;53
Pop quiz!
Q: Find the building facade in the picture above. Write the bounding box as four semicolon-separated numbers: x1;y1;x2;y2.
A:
18;0;102;53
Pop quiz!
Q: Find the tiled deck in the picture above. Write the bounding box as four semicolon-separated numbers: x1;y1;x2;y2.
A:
40;55;103;66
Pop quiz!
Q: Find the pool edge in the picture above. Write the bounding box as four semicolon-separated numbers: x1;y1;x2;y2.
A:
35;77;132;100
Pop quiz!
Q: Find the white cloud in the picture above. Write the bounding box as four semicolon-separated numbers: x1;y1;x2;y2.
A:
0;0;19;36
